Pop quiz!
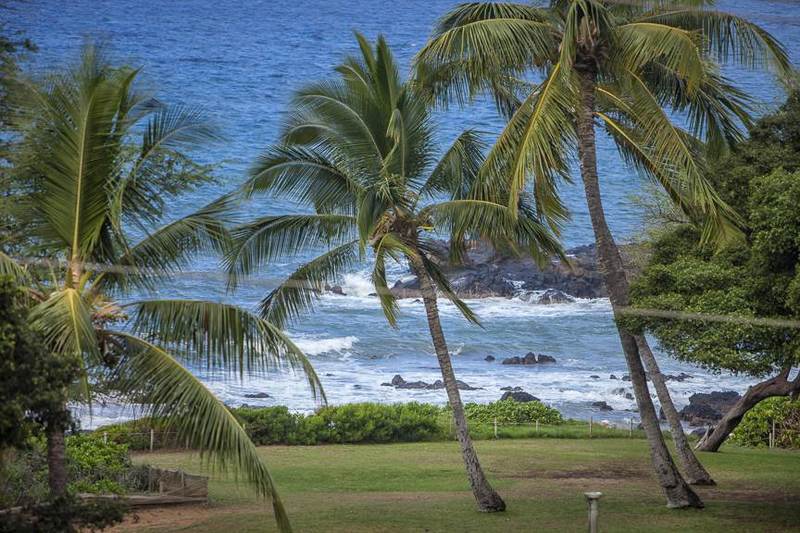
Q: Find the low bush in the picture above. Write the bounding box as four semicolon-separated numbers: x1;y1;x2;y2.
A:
464;399;564;426
233;402;446;445
730;397;800;449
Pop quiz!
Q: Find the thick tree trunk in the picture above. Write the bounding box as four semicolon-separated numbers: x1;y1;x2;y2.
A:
409;254;506;512
46;422;68;498
635;336;715;485
575;66;702;509
697;368;800;452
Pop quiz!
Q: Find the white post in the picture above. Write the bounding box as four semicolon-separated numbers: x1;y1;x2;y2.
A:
103;432;108;444
585;491;602;533
150;428;155;452
493;418;498;439
536;419;539;432
589;417;593;438
771;419;776;449
629;418;633;437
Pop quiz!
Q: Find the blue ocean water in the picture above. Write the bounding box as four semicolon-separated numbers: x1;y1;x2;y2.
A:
10;0;800;426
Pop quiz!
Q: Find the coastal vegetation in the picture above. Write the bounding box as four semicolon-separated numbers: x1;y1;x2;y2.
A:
631;89;800;452
224;34;561;512
0;45;322;531
415;0;790;502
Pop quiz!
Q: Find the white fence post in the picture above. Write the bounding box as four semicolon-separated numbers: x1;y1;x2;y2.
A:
493;418;498;439
589;417;593;438
150;428;155;452
103;432;108;444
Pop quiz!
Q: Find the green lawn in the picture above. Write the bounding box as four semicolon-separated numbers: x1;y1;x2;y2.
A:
119;439;800;532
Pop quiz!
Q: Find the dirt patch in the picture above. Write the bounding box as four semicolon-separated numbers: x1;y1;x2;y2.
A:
509;464;650;480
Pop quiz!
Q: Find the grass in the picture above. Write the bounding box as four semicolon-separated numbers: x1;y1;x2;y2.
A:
115;438;800;532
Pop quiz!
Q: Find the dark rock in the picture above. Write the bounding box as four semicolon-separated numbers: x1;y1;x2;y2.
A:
243;392;270;399
484;355;496;362
679;391;741;427
353;384;362;389
502;352;557;365
609;374;618;380
329;285;345;296
500;386;523;392
388;241;640;300
536;288;575;305
384;375;481;391
590;375;600;379
501;391;540;403
621;374;631;382
663;372;692;382
324;373;334;377
612;387;634;401
592;401;614;411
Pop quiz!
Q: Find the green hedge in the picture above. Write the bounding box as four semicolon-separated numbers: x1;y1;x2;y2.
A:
464;400;564;426
730;397;800;449
235;402;446;445
94;401;566;448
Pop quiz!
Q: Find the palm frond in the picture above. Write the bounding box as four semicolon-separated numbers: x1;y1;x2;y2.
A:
635;8;792;76
414;2;555;108
104;331;293;532
259;240;360;329
482;63;576;224
419;130;486;201
225;214;356;288
417;249;480;326
243;145;361;214
371;233;412;327
126;299;324;399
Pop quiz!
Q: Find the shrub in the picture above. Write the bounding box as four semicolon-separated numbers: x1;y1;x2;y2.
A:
66;434;131;494
730;397;800;449
464;400;564;426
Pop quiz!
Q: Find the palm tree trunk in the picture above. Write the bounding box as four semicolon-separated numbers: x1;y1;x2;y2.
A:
697;367;800;452
635;336;715;485
408;253;506;512
46;421;68;497
575;66;702;509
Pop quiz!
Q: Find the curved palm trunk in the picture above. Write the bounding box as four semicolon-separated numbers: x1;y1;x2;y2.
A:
46;422;68;497
409;253;506;512
635;336;715;485
697;367;800;452
575;67;702;508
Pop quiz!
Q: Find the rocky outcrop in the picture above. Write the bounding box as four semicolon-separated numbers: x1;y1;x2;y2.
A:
484;355;496;362
592;401;614;411
501;391;540;403
501;352;557;365
380;374;481;391
535;289;575;304
243;392;270;399
388;241;641;300
678;391;741;427
612;387;634;400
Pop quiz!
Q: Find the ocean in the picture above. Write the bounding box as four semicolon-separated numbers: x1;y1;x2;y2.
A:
10;0;800;427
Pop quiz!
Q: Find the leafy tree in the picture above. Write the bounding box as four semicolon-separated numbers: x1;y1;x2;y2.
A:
631;93;800;451
2;45;322;532
225;34;562;512
0;276;76;451
416;0;789;504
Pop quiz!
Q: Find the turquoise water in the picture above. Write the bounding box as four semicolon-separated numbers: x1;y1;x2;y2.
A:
11;0;800;425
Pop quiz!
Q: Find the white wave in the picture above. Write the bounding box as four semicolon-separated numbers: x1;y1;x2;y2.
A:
339;272;377;297
293;335;359;356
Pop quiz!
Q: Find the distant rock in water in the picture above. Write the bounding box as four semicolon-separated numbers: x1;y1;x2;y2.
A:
484;355;496;362
679;391;741;427
502;352;557;365
535;289;575;305
592;401;614;411
381;374;481;391
501;391;540;403
590;375;600;379
612;387;634;401
500;386;523;391
388;241;639;300
243;392;270;399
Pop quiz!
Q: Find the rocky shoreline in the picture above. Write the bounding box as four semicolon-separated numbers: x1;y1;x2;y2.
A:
386;241;642;300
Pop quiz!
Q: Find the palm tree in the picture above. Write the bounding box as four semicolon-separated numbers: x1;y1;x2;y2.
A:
225;33;562;512
415;0;790;507
3;45;323;532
